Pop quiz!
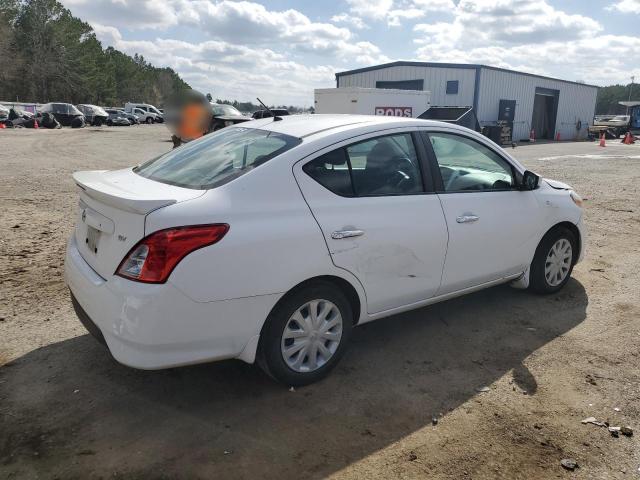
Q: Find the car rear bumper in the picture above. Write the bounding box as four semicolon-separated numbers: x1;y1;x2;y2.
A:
64;236;278;369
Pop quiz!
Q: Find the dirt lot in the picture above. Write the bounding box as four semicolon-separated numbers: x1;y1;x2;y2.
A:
1;125;639;479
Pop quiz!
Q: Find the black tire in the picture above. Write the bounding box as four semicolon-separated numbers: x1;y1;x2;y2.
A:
146;117;153;124
257;282;353;386
529;226;577;294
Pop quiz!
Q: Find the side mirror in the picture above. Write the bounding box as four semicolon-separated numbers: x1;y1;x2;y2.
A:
520;170;539;190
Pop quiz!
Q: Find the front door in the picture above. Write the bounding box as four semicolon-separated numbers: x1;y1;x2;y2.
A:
294;131;448;314
424;131;541;294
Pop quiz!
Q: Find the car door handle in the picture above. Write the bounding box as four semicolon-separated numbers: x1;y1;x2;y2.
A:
331;229;364;239
456;215;479;224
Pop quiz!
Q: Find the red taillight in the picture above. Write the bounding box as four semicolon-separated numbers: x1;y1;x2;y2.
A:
116;224;229;283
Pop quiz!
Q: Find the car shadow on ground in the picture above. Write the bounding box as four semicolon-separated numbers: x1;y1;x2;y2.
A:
0;280;587;479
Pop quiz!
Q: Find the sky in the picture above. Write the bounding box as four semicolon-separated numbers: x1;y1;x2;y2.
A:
59;0;640;106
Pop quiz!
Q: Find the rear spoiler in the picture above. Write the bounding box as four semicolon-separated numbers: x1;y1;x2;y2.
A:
72;170;177;215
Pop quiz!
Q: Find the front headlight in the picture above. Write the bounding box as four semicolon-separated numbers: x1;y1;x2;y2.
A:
570;191;583;208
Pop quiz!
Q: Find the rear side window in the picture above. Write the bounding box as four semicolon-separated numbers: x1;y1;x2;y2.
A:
304;133;424;197
135;127;301;189
303;149;354;197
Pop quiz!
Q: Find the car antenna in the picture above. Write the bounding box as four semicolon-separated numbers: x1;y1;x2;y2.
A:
256;97;282;121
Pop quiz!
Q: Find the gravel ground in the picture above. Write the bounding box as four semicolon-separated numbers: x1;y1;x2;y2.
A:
1;125;639;479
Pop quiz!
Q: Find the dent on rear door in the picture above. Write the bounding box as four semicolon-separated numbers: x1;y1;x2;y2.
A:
293;156;448;314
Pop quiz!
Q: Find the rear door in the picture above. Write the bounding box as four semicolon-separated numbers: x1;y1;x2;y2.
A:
294;130;448;314
422;130;541;294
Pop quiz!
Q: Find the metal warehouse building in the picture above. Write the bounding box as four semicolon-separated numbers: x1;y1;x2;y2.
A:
336;61;598;142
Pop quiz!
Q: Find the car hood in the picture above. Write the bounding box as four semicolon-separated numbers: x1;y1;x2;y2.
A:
545;178;572;190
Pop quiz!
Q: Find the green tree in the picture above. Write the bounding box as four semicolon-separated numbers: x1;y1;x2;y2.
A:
596;83;640;115
0;0;189;106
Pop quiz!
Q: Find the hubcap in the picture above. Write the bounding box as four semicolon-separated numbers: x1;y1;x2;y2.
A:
281;299;343;373
544;238;572;286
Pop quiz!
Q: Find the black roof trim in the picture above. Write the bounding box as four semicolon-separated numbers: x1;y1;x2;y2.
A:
335;61;599;89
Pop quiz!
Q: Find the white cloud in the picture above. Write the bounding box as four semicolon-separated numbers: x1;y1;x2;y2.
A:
346;0;456;26
61;0;182;29
61;0;640;104
91;23;367;105
412;1;637;85
331;13;369;29
62;0;392;104
607;0;640;13
345;0;394;20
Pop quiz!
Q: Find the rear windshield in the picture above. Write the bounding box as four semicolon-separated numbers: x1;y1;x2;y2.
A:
134;127;301;190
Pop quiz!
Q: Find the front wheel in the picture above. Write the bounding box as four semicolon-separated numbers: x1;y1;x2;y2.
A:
146;117;153;124
257;282;353;386
529;227;577;294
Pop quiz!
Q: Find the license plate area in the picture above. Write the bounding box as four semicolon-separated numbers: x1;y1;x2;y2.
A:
86;226;101;254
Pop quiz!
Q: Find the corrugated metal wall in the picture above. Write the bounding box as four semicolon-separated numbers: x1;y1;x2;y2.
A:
337;64;598;142
337;65;477;109
476;69;598;141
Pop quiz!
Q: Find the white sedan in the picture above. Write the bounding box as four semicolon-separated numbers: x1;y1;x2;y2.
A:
65;115;585;385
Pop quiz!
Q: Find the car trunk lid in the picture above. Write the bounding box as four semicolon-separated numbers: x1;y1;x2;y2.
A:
72;168;204;279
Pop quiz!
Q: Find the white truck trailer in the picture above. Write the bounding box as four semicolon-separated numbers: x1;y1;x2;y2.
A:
314;87;431;118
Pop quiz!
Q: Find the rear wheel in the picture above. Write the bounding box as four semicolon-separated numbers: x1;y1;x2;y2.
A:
258;282;353;386
146;117;153;124
529;227;577;294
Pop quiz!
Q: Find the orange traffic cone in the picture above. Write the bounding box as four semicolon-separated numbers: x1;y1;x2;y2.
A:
33;119;39;129
0;122;6;129
623;132;634;144
529;129;536;143
599;132;606;147
555;132;560;141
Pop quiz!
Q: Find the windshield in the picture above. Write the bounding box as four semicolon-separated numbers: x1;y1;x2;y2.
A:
135;127;301;189
92;106;107;116
149;107;161;115
68;104;82;115
212;104;242;117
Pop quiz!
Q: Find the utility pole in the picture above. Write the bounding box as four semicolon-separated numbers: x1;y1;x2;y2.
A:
628;76;635;114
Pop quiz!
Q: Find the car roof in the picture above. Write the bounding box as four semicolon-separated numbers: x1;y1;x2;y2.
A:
248;114;466;139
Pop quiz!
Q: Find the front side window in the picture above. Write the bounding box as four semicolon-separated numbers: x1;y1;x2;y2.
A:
303;133;424;197
135;127;301;190
428;133;514;192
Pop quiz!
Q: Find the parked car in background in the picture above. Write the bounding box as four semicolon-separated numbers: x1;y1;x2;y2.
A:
130;107;158;124
0;103;9;122
165;99;253;147
77;104;109;126
252;108;290;119
120;110;140;125
66;115;585;386
210;103;251;131
592;114;630;138
104;109;131;126
38;103;84;127
124;102;164;123
112;109;139;125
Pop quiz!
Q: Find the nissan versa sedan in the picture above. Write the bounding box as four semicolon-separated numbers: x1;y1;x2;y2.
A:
65;115;585;386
